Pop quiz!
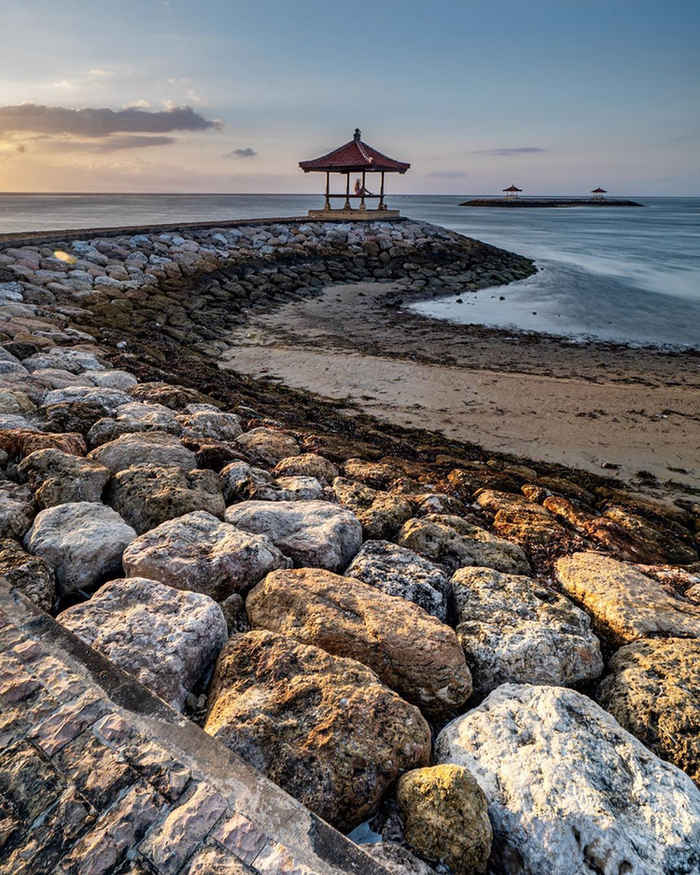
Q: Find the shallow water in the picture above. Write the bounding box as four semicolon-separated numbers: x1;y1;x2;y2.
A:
1;192;698;348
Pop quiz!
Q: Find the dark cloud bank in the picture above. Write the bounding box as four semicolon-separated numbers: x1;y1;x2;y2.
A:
0;104;220;137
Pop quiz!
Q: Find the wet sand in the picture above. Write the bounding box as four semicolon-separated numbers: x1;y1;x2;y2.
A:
220;281;700;494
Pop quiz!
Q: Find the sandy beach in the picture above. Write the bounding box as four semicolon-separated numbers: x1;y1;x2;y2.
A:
221;280;700;495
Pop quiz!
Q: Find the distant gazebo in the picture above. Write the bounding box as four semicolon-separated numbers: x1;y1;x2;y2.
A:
299;128;410;218
591;187;607;199
503;184;523;198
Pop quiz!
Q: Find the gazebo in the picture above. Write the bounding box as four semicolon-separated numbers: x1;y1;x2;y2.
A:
299;128;410;218
503;184;523;198
591;187;607;200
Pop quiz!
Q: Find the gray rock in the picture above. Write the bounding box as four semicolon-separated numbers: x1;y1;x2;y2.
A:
84;369;138;390
0;482;35;539
122;510;290;600
177;409;242;442
398;514;530;575
58;576;227;711
345;540;450;621
87;401;182;447
451;567;604;695
18;448;110;507
88;431;197;474
219;459;274;503
364;843;437;874
435;684;700;875
24;501;136;594
225;499;362;571
106;463;225;533
42;385;132;414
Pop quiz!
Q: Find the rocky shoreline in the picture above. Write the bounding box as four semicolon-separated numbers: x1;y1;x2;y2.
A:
0;217;699;873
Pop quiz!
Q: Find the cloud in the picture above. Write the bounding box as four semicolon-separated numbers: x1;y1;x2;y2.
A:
0;104;222;138
226;147;257;158
472;147;547;156
46;135;177;153
427;169;468;179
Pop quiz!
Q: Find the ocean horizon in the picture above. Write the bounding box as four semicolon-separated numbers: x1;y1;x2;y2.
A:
1;192;699;350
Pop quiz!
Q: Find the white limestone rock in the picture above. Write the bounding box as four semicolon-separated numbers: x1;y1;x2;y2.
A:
344;540;450;621
225;500;362;571
17;448;110;508
87;400;182;446
122;510;291;600
235;427;300;465
58;576;227;711
24;501;136;594
435;684;700;875
451;566;604;695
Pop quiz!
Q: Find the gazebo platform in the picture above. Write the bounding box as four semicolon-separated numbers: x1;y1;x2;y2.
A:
307;207;400;220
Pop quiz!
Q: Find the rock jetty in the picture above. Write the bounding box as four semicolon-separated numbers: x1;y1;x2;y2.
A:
0;216;698;873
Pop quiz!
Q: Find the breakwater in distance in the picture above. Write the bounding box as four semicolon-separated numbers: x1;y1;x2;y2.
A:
460;198;644;207
0;216;535;359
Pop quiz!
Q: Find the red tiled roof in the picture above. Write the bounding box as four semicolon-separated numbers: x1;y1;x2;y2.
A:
591;187;607;193
503;184;523;192
300;130;410;173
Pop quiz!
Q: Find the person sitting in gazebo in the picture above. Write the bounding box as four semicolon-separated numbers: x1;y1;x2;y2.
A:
354;178;373;197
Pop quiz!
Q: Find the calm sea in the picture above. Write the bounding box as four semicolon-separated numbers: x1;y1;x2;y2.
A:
1;193;698;349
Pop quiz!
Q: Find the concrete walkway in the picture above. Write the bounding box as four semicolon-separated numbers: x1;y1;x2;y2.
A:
0;580;388;874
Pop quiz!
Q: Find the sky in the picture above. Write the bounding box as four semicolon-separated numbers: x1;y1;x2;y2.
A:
0;0;698;194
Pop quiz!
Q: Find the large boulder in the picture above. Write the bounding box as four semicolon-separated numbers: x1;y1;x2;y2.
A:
204;629;431;830
58;577;226;711
398;514;530;574
555;551;700;644
246;568;472;718
344;540;450;621
397;765;492;875
435;684;700;875
0;482;35;539
88;431;197;474
597;637;700;785
122;510;290;600
24;501;136;594
235;427;300;465
0;537;55;611
106;464;225;533
18;448;110;507
452;566;603;696
129;380;209;410
225;500;362;572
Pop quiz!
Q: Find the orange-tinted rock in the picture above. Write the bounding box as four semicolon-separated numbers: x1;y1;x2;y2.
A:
205;630;431;830
246;567;472;718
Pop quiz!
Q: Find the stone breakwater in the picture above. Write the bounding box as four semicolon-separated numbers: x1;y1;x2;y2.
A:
0;218;698;873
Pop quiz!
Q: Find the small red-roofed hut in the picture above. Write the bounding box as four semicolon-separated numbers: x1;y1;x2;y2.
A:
502;184;523;198
299;128;410;217
591;187;607;199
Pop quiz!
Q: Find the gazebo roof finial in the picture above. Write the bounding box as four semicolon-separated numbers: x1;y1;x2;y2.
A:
354;128;361;143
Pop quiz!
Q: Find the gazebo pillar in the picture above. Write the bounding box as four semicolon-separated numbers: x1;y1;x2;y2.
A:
379;172;385;210
344;172;351;210
324;172;330;210
360;170;366;209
